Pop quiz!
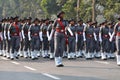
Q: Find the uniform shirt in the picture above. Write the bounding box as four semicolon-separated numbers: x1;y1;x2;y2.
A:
30;24;40;36
23;24;30;36
0;23;2;32
9;22;21;35
41;23;48;37
94;26;100;38
101;26;109;35
53;18;68;30
115;23;120;32
47;24;53;35
76;24;84;35
0;23;3;41
85;26;94;35
67;25;76;36
101;26;109;38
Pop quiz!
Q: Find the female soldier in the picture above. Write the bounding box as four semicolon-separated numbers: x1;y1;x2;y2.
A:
76;19;85;58
84;21;96;59
67;19;76;60
110;17;120;66
28;18;42;60
8;16;21;60
108;22;116;59
51;11;68;67
100;21;110;60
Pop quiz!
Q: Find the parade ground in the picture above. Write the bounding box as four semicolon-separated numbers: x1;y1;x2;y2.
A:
0;56;120;80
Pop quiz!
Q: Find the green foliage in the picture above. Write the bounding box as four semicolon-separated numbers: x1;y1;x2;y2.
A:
62;0;77;19
40;0;61;18
0;0;120;22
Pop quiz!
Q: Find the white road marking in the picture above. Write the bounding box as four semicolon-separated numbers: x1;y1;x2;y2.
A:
24;66;36;71
1;57;9;60
95;61;110;64
11;61;20;65
42;73;60;80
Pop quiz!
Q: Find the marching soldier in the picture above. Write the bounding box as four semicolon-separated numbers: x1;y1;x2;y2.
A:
18;19;25;57
51;11;68;67
67;19;76;59
28;18;42;60
84;21;97;59
0;20;3;56
4;17;13;59
21;17;32;58
0;19;4;56
41;18;49;58
47;20;54;59
8;16;21;60
110;17;120;66
100;21;111;60
93;22;101;58
2;18;7;57
108;21;116;59
76;19;85;58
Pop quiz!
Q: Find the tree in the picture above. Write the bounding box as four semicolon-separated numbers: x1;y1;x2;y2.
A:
40;0;61;18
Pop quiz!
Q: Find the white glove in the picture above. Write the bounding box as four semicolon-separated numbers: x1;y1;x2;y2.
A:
75;33;78;43
83;38;86;41
29;37;31;41
83;32;86;41
93;33;97;41
47;31;50;39
109;32;115;42
8;31;11;40
109;38;112;42
99;33;102;42
8;37;11;40
48;37;51;41
28;31;31;41
48;29;54;41
39;32;43;41
21;30;25;39
99;38;102;42
67;27;73;36
4;31;7;40
0;32;3;41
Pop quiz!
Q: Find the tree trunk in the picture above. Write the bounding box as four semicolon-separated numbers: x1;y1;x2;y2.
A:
92;0;95;22
77;0;80;22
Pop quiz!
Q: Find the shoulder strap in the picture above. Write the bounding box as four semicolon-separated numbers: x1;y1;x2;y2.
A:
57;19;65;30
13;23;19;33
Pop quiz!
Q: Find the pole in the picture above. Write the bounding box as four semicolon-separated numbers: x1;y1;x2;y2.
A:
92;0;95;22
77;0;80;22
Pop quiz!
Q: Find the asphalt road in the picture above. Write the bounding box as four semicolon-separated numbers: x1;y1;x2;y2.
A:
0;56;120;80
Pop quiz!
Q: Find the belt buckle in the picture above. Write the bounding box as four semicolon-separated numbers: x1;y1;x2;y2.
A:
14;33;17;35
105;35;108;37
34;33;37;36
61;30;64;32
90;35;92;37
79;32;82;34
